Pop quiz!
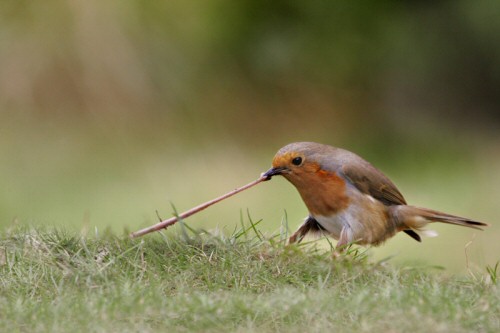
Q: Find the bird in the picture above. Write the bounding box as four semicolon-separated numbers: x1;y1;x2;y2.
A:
262;142;488;250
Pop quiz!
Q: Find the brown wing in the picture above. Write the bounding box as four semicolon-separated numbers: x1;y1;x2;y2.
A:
341;161;407;206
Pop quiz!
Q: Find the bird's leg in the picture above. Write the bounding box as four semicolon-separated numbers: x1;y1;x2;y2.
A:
332;225;351;258
289;216;323;244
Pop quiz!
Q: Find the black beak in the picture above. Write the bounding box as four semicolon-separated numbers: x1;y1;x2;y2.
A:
262;167;287;180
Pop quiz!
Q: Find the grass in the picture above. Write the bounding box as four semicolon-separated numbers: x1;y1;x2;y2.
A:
0;221;499;333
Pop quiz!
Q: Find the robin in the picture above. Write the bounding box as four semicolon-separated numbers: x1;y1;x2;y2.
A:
262;142;488;250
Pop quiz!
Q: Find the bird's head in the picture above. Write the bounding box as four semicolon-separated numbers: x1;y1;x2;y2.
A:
262;142;331;185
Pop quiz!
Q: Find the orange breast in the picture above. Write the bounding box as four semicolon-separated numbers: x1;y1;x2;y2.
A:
285;163;350;216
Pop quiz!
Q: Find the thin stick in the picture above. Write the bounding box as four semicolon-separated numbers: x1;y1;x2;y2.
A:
130;175;268;238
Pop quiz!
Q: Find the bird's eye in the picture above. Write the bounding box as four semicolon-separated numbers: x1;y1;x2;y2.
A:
292;157;302;166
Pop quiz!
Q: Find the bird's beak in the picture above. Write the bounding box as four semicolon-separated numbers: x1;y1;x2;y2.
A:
262;167;287;180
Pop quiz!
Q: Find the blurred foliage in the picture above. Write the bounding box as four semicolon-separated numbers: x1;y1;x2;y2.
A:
0;0;498;271
1;0;499;134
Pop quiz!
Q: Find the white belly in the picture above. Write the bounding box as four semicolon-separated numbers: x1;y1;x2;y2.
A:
313;204;365;242
311;194;391;245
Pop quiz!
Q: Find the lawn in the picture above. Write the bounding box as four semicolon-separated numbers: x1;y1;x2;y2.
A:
0;222;498;333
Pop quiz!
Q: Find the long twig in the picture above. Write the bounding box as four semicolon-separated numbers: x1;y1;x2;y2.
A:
130;175;269;238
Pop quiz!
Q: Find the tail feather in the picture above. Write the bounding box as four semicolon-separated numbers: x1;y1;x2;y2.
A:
415;207;487;230
393;206;488;240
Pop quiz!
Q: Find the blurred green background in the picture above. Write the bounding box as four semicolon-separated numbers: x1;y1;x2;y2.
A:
1;0;499;272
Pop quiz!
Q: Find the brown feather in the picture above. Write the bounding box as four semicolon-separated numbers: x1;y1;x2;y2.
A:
393;206;488;231
289;216;325;244
341;162;407;206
